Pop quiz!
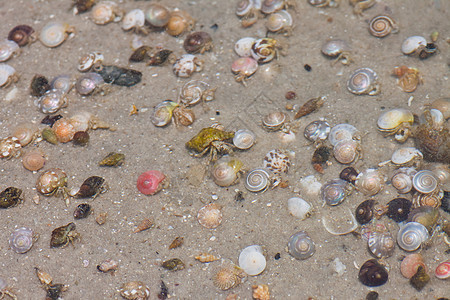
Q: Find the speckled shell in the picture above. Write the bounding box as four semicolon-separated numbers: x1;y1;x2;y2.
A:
287;197;312;220
262;111;287;131
197;203;223;229
91;1;123;25
173;54;203;78
412;170;438;194
320;178;351;206
391;147;423;165
0;64;17;87
377;108;414;133
328;123;359;146
238;245;266;276
36;168;68;196
9;227;36;254
333;139;360;164
39;22;73;48
401;36;427;55
35;90;67;114
119;281;150;300
391;167;416;193
368;231;395;258
321;39;350;57
145;3;170;27
235;37;256;57
266;9;292;32
244;168;273;193
397;221;429;251
287;231;315;260
0;39;20;62
75;72;105;95
355;169;384;196
0;136;22;159
347;68;380;95
263;149;290;174
369;15;398;38
122;9;145;31
78;52;104;72
303;120;330;142
233;129;256;150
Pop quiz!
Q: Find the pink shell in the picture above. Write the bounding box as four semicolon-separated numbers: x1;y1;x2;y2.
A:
435;261;450;279
137;170;166;195
400;253;426;279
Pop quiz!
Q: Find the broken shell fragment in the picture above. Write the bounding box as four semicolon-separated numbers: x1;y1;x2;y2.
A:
287;197;312;220
97;259;119;273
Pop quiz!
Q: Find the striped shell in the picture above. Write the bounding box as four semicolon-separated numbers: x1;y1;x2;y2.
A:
78;52;104;72
251;38;277;63
9;227;36;254
262;111;287;131
195;253;220;263
355;169;384;196
39;22;74;48
244;168;272;193
347;68;380;96
213;264;246;290
412;170;438;194
368;15;398;38
391;167;416;193
397;222;429;251
287;231;315;260
333;139;360;164
368;231;395;258
211;159;243;187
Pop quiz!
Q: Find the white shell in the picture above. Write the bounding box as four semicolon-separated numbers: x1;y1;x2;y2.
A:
321;39;351;57
179;80;211;106
69;111;93;132
50;75;73;94
244;168;272;193
287;197;311;220
377;108;414;132
173;54;202;78
401;36;427;55
419;108;445;131
35;90;67;114
91;1;123;25
355;169;384;196
0;39;20;62
75;72;105;95
234;37;256;57
412;170;438;194
0;64;17;87
299;175;322;197
333;139;360;164
266;9;293;32
238;245;266;276
328;123;359;146
262;111;287;131
78;51;104;72
397;221;429;251
39;22;72;48
391;167;416;193
303;120;330;142
211;160;242;187
347;67;380;95
122;9;145;31
391;147;423;165
233;129;256;150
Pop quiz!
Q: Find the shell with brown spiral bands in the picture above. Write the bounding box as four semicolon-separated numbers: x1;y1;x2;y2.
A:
368;15;398;38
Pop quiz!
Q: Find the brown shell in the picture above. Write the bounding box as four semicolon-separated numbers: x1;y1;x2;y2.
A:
96;212;107;225
8;25;36;47
166;11;195;36
134;218;154;233
22;149;46;171
213;265;246;290
183;31;213;54
294;97;325;119
414;121;449;164
168;237;184;249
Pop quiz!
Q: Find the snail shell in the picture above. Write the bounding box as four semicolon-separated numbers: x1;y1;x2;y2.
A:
184;31;213;54
233;129;256;150
0;39;20;62
435;261;450;280
303;120;330;142
355;199;376;225
328;123;359;146
261;0;286;14
251;38;277;63
368;231;395;258
22;149;46;172
30;74;50;97
136;170;167;196
263;149;290;174
173;54;203;78
50;75;73;94
39;22;74;48
211;159;243;187
9;227;37;254
391;167;416;193
195;253;220;263
234;37;256;57
368;15;398;38
97;259;119;273
308;0;339;7
36;168;68;196
355;169;384;196
52;118;76;143
391;147;423;166
151;100;178;127
12;123;38;147
179;80;213;106
166;10;195;37
412;170;438;194
0;64;17;88
333;139;360;164
386;197;412;222
262;111;287;131
397;221;429;251
244;168;273;193
173;106;195;127
430;163;450;190
401;36;427;55
401;254;426;279
69;111;94;132
339;166;359;184
407;206;440;230
35;90;67;114
238;245;266;276
119;281;150;300
419;108;445;131
122;9;145;31
287;231;315;260
145;3;170;27
377;108;414;133
78;52;104;72
358;259;388;287
197;203;223;229
321;39;350;57
231;57;258;83
0;137;22;159
266;9;293;33
73;203;92;219
91;1;123;25
347;67;380;95
287;197;312;220
430;98;450;120
8;25;36;47
75;72;105;95
320;179;352;206
236;0;259;16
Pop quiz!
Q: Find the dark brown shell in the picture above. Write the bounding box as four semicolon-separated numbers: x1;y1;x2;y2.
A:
358;259;388;287
355;200;376;225
73;0;96;14
8;25;36;47
409;266;430;291
386;198;412;222
339;166;359;184
311;145;330;174
414;118;450;164
75;176;106;198
441;191;450;213
183;31;213;54
129;46;152;62
30;75;51;97
50;222;77;248
72;131;89;146
294;97;325;119
46;283;67;300
0;187;23;209
73;203;92;219
148;49;174;66
41;114;63;127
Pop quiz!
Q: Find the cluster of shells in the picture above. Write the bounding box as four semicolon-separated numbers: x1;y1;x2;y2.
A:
0;0;449;299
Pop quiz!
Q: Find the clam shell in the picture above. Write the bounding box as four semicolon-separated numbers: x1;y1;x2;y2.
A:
287;197;311;220
238;245;266;276
244;168;272;193
287;231;315;260
412;170;438;194
9;227;36;254
328;123;359;146
233;129;256;150
397;221;429;251
347;68;379;95
303;120;330;142
401;35;427;55
235;37;256;57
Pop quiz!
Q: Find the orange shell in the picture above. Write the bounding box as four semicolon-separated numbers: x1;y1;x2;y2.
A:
197;203;223;229
22;149;46;171
195;253;220;263
401;253;426;279
252;284;270;300
52;118;76;143
133;218;154;233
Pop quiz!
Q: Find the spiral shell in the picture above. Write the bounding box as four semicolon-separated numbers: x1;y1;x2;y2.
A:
355;199;376;225
235;37;256;57
0;64;17;88
184;31;213;54
91;1;123;25
412;170;438;194
197;203;223;229
401;254;426;279
287;231;315;260
136;170;167;196
166;10;195;37
8;25;36;47
391;167;416;193
339;166;359;184
0;39;20;62
133;218;154;233
320;179;352;206
35;90;68;114
9;227;37;254
244;168;273;193
263;149;290;174
321;39;350;57
233;129;256;150
261;0;286;14
12;123;38;147
397;222;429;251
179;80;214;106
391;147;423;166
173;54;203;78
355;169;384;196
369;15;398;38
195;253;220;263
266;9;293;33
435;261;450;280
430;98;450;120
238;245;266;276
39;22;74;48
347;68;380;95
401;36;427;55
308;0;339;7
262;111;287;131
151;100;178;127
78;52;104;72
236;0;258;16
211;159;243;187
75;72;105;95
394;66;422;93
22;149;46;172
36;168;68;196
333;139;360;164
122;9;145;31
119;281;150;300
303;120;330;142
145;3;170;27
328;123;359;146
251;38;277;63
368;231;395;258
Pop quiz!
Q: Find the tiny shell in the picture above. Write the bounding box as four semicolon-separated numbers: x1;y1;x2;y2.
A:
39;22;74;48
252;284;270;300
136;170;167;195
397;222;429;251
96;212;107;225
294;97;325;119
91;1;123;25
119;281;150;300
321;39;351;65
410;265;430;291
0;39;20;62
303;120;330;142
134;218;154;233
166;10;195;36
339;166;359;184
195;253;220;263
235;37;256;57
261;0;287;14
0;136;22;159
435;261;450;279
78;51;104;72
197;203;223;229
179;80;215;106
347;67;380;96
162;258;185;271
401;253;426;279
99;152;125;167
9;227;37;254
35;267;53;285
50;222;79;248
287;197;312;220
358;259;388;287
22;149;46;172
169;237;184;249
287;231;315;260
0;187;23;209
262;111;287;131
213;264;246;290
244;168;273;193
239;245;266;276
97;259;119;273
8;25;36;47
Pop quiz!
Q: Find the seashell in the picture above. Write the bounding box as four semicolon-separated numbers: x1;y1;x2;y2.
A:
333;139;361;164
35;267;53;285
36;168;68;197
91;1;123;25
73;131;90;146
134;218;154;233
151;100;178;127
430;163;450;190
233;129;256;150
435;261;450;280
262;111;287;131
9;227;37;254
35;89;68;114
278;130;296;144
251;38;277;63
73;203;92;219
391;147;423;166
430;98;450;120
252;284;270;300
368;15;398;38
50;75;73;95
22;149;46;172
339;166;359;184
401;36;427;55
358;259;388;287
410;265;430;291
263;149;290;174
198;203;222;229
0;64;18;88
122;9;145;31
294;97;325;120
393;66;422;93
322;207;359;236
320;179;352;206
211;159;243;187
97;259;119;273
391;167;416;193
72;176;107;199
0;39;20;62
397;221;429;251
39;22;74;48
213;264;246;290
68;111;94;132
347;67;380;95
287;197;312;220
311;145;331;173
168;237;184;250
173;54;203;78
52;118;76;143
368;231;395;258
303;120;330;142
236;0;259;17
72;0;96;14
407;206;440;230
386;197;412;222
321;39;351;64
195;253;220;263
8;25;36;47
41;128;58;145
244;168;273;193
355;169;384;196
184;31;213;54
377;108;414;136
119;281;150;300
412;190;443;209
136;170;167;195
328;123;359;146
78;51;104;72
75;72;105;95
412;170;438;194
0;187;23;209
234;37;256;57
419;108;444;131
173;106;195;127
239;245;266;276
308;0;340;7
12;123;38;147
166;10;195;37
261;0;287;14
0;136;22;159
162;258;185;271
30;74;50;97
401;253;426;279
287;231;315;260
179;80;215;106
355;199;376;225
231;57;259;84
145;3;170;28
266;9;293;33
